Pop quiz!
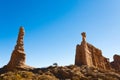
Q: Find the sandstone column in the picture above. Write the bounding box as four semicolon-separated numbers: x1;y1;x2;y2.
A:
75;32;93;66
5;27;26;69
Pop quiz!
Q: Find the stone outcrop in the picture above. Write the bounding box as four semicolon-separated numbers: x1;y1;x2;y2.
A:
4;27;33;70
1;65;120;80
75;32;111;70
111;54;120;71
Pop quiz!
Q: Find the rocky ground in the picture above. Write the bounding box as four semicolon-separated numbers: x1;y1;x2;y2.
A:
0;65;120;80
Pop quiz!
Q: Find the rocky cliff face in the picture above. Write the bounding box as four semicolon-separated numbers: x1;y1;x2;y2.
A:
75;32;93;67
4;27;32;70
75;32;111;70
111;54;120;71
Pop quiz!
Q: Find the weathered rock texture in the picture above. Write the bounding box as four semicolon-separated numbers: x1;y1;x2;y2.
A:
4;27;32;70
75;32;111;70
1;65;120;80
111;54;120;71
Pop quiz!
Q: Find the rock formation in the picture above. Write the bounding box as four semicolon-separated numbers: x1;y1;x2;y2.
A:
1;65;120;80
75;32;93;67
4;27;32;70
75;32;111;70
111;54;120;71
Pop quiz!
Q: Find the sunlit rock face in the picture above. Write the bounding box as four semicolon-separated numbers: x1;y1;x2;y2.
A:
75;32;93;67
111;54;120;71
75;32;111;70
4;27;33;70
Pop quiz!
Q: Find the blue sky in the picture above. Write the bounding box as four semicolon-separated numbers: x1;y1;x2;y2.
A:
0;0;120;67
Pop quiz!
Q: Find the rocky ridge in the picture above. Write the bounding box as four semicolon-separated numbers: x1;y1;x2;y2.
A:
0;65;120;80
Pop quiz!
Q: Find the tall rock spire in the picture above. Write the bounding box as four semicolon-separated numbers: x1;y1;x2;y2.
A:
15;27;25;52
75;32;93;66
81;32;86;42
5;27;27;70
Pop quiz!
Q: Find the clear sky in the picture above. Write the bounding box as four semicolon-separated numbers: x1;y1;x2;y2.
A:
0;0;120;67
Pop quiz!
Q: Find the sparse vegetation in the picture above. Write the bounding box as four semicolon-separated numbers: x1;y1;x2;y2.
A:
0;65;120;80
53;63;58;67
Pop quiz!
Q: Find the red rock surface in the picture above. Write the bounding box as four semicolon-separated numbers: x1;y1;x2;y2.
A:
4;27;33;70
111;54;120;71
75;32;111;70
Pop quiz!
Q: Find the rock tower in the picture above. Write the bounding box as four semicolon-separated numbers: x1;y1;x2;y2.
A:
75;32;111;70
111;54;120;71
4;27;32;70
75;32;93;67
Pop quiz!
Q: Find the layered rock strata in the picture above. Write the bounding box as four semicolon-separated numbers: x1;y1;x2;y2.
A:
4;27;32;70
75;32;111;70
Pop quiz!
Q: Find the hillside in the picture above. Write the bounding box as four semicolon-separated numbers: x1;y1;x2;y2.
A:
0;65;120;80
